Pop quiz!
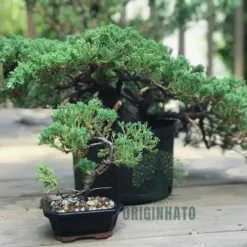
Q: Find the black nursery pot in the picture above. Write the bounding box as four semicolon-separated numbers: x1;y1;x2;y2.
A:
74;118;176;205
43;199;124;243
116;118;175;205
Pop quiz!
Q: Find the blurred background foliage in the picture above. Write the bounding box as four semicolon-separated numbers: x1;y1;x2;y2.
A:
0;0;240;39
216;2;247;78
0;0;244;79
0;0;26;36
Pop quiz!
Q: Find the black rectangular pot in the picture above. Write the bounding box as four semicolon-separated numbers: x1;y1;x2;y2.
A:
43;199;124;243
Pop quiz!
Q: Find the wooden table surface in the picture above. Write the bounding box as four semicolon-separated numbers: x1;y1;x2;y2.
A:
0;184;246;247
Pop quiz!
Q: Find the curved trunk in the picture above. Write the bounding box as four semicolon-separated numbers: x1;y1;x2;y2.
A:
73;153;111;198
83;163;111;197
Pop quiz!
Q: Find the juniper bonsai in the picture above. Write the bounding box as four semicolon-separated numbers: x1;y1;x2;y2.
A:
36;98;159;207
1;24;247;156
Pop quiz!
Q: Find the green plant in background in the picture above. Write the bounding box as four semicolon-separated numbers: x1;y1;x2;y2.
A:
33;0;241;41
173;157;187;187
132;151;186;188
36;98;159;199
32;0;124;40
28;0;188;40
216;1;247;79
36;164;60;193
1;0;238;41
131;150;187;205
0;0;26;37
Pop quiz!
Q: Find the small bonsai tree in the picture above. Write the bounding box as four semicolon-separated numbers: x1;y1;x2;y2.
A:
1;24;247;157
36;98;159;209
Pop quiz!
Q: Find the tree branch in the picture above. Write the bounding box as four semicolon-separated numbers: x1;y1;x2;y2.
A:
77;137;115;199
115;70;177;99
88;142;104;148
121;91;137;106
149;111;205;121
199;117;210;149
92;137;114;162
151;80;176;98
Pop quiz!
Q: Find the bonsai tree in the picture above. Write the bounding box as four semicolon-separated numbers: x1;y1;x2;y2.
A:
36;98;159;211
1;24;247;157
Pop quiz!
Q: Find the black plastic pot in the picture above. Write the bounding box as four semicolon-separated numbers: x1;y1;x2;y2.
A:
43;199;124;243
74;118;175;205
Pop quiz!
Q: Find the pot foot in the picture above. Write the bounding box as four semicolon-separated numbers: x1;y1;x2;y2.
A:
94;231;113;239
55;231;113;242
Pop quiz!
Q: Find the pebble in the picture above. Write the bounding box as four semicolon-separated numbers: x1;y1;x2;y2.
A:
50;196;114;213
87;200;96;206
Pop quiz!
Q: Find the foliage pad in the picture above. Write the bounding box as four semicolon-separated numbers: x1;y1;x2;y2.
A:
36;98;159;194
1;24;247;155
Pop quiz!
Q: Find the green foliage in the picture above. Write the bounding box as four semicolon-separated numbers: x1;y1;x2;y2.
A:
30;0;240;42
132;151;186;188
1;24;247;153
38;99;117;153
113;122;159;167
0;0;26;37
1;0;240;43
32;0;123;40
25;0;187;41
74;158;97;176
172;158;187;186
179;0;241;21
0;24;172;106
36;164;59;193
216;3;246;79
3;25;171;89
0;34;69;106
38;121;91;153
38;98;158;180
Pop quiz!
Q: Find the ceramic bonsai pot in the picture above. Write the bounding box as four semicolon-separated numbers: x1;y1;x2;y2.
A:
43;199;124;243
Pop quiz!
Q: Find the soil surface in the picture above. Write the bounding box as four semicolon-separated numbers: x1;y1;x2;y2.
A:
50;196;115;213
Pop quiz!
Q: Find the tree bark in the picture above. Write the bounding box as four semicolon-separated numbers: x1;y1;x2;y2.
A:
119;1;127;27
73;153;84;190
0;63;3;108
83;163;111;197
233;1;244;78
178;27;185;56
177;0;185;56
25;0;36;38
149;0;156;16
206;0;215;77
0;63;3;83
